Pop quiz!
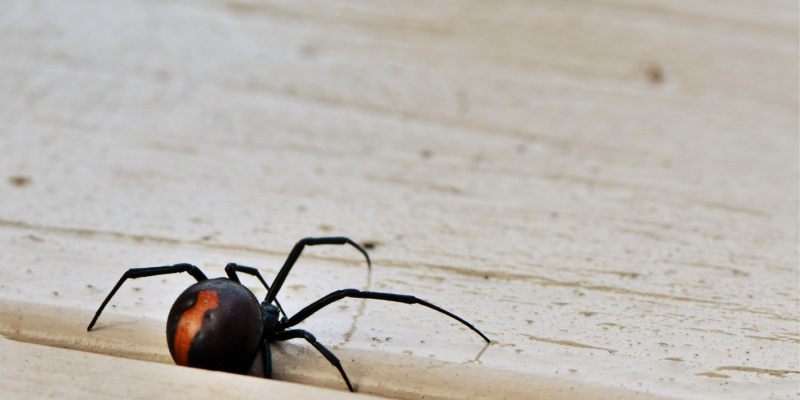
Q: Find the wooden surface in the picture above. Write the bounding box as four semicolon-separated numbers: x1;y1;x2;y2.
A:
0;336;391;400
0;0;797;399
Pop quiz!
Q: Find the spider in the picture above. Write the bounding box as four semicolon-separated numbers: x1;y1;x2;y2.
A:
87;236;490;391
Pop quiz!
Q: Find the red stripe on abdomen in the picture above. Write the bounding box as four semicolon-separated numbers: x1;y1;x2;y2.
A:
173;290;220;366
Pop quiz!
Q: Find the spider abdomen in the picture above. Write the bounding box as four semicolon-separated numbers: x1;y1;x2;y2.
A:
166;278;263;374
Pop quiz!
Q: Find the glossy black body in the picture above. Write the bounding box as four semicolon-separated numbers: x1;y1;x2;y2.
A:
166;279;263;374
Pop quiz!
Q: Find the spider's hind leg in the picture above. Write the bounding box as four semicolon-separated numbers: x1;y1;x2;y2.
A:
87;263;207;331
225;263;287;318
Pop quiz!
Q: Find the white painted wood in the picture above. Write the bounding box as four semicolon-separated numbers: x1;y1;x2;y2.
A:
0;336;391;400
0;0;796;399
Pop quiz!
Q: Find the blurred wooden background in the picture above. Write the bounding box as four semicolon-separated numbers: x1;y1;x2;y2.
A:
0;0;797;399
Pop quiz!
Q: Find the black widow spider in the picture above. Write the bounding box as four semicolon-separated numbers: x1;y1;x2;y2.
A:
87;237;490;391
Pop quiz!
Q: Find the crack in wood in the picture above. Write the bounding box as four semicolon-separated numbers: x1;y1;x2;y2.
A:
520;334;617;354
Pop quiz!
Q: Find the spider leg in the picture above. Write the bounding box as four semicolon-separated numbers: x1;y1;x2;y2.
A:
264;237;371;306
284;289;490;343
262;338;273;379
87;263;207;331
225;263;287;318
273;329;354;392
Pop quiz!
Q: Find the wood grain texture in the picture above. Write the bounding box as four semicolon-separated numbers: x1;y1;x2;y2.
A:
0;0;797;399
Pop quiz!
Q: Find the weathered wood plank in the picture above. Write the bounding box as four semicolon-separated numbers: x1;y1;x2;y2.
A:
0;0;796;399
0;336;391;400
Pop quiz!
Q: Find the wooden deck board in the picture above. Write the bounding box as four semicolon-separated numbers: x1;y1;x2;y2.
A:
0;0;797;399
0;336;391;400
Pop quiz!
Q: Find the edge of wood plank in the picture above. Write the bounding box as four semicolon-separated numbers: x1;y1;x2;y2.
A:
0;299;680;400
0;336;389;400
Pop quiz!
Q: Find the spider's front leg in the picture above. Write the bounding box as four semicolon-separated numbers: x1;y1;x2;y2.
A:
273;329;354;392
259;338;273;378
284;289;490;343
87;263;207;331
